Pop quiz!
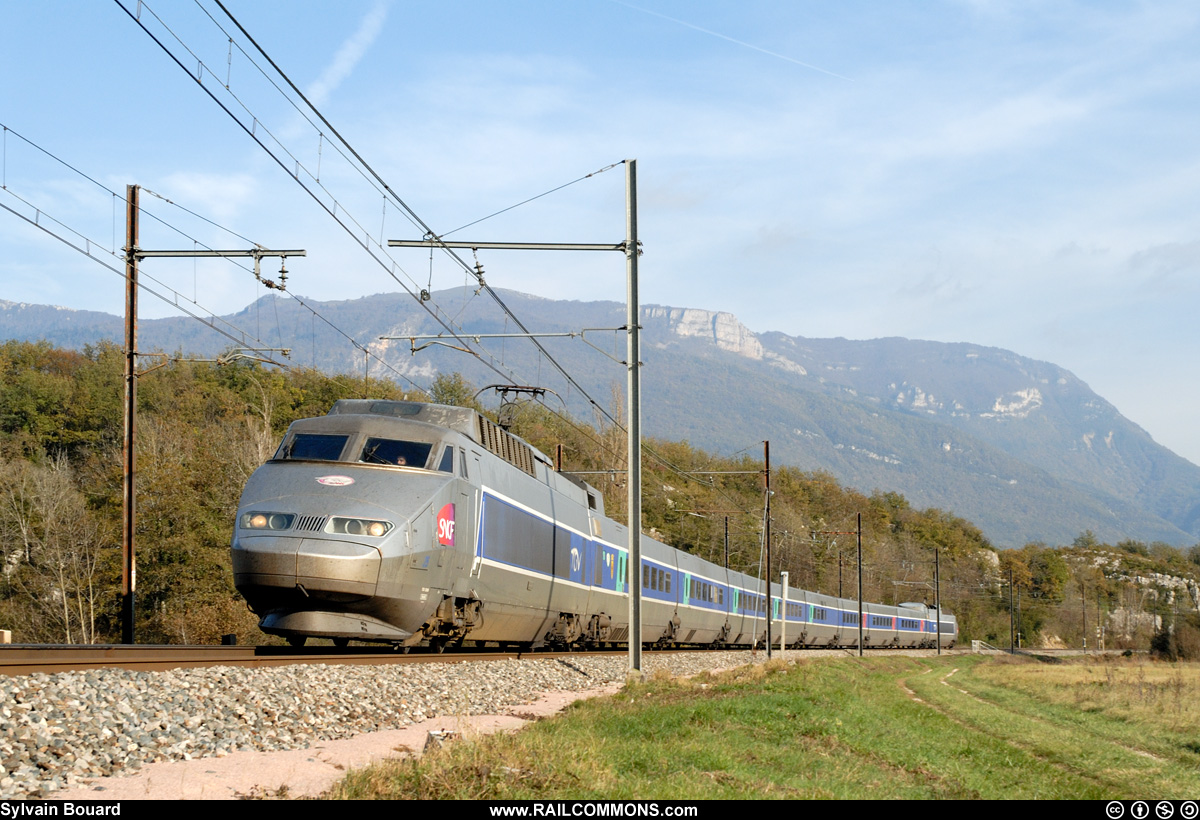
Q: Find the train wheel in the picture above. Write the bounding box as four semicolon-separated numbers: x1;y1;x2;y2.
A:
332;637;350;649
287;636;307;648
430;638;447;654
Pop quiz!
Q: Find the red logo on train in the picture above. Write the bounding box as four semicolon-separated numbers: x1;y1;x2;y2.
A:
436;503;455;546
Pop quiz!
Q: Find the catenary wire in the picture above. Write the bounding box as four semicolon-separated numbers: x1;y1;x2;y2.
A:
120;1;756;522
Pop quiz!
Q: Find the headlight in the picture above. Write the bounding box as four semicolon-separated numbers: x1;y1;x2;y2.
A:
241;512;295;530
326;517;393;537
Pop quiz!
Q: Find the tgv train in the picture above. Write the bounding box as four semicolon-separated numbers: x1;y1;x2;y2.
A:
231;399;957;650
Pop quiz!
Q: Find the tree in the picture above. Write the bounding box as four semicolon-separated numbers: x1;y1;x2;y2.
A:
430;372;482;410
1026;546;1070;601
0;455;113;643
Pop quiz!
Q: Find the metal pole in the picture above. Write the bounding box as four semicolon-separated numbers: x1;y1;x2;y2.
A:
781;571;789;661
764;440;772;658
723;516;729;569
626;159;642;675
1009;568;1015;654
935;547;941;656
387;169;636;665
1081;580;1087;653
857;512;863;657
122;184;139;645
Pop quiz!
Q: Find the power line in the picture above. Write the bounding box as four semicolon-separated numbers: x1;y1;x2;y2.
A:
442;161;624;237
127;1;716;498
115;0;528;392
0;197;286;365
201;0;646;441
0;123;428;389
117;1;750;517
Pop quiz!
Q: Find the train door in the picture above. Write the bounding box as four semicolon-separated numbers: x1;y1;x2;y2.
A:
466;450;485;580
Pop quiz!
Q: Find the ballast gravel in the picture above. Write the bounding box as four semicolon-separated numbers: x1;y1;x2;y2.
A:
0;650;769;799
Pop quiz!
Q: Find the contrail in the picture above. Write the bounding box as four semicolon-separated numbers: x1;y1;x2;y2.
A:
609;0;853;81
307;0;391;106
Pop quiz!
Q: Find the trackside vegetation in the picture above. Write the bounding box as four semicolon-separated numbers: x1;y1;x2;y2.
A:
0;339;1196;652
330;654;1200;800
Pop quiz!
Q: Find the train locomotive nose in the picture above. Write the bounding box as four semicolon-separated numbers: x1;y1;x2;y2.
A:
232;533;383;601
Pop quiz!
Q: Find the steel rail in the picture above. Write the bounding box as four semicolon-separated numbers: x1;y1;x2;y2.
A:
0;644;532;676
0;643;972;677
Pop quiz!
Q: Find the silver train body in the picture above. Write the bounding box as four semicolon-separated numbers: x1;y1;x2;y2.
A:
231;400;958;650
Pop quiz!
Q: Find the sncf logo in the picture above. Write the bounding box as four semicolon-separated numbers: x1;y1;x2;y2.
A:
436;503;455;546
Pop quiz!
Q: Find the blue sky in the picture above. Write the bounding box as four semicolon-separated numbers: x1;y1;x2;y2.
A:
3;1;1200;464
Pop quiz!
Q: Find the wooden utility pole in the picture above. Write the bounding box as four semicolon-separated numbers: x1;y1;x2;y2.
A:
119;183;304;644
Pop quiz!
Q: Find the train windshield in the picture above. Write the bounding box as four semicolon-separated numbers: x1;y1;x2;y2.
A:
278;433;349;461
359;437;434;468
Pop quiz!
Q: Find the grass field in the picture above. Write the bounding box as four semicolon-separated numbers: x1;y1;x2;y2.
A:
330;653;1200;800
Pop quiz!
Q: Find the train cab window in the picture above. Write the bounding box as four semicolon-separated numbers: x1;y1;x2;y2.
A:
460;451;470;478
437;447;454;473
360;438;433;467
279;433;349;461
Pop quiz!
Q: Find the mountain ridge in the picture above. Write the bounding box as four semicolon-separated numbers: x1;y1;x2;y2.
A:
4;289;1197;548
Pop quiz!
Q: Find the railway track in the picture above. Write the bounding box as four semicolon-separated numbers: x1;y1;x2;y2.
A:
0;642;976;677
0;643;544;676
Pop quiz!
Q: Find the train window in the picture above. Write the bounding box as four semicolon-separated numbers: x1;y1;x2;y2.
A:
643;565;650;589
437;447;454;473
664;572;670;594
280;433;349;461
360;438;433;467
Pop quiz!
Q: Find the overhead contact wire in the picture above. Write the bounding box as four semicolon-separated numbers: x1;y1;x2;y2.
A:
114;0;519;392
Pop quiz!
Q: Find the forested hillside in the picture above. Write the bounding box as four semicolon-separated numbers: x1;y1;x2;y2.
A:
0;340;1196;655
8;289;1200;548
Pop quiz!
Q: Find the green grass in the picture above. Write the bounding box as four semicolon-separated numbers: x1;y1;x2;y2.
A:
329;655;1200;800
